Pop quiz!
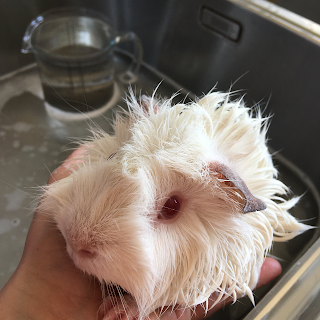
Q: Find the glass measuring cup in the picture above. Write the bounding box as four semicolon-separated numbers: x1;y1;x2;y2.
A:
22;7;143;113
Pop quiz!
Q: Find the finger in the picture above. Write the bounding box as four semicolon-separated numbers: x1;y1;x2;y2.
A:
256;257;282;287
48;147;86;184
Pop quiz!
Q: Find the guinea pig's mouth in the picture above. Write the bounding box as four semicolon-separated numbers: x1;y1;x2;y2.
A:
65;242;134;300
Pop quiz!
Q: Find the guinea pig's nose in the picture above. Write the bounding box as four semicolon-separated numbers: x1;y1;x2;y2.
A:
78;248;97;258
68;240;97;258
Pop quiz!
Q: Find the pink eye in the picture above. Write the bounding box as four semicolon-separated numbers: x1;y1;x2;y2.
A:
159;196;181;220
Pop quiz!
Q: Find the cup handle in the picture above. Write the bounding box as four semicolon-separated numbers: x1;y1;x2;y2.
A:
21;15;44;53
114;32;143;83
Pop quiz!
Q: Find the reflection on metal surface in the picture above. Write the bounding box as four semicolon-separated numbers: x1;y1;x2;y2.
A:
228;0;320;44
200;7;242;41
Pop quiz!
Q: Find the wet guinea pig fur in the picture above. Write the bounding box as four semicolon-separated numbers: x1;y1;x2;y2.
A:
39;89;311;319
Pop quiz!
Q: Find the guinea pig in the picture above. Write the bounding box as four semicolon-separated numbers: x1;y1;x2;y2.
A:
39;88;311;320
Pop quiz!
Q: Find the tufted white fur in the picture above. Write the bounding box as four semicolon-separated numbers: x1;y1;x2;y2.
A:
39;89;311;319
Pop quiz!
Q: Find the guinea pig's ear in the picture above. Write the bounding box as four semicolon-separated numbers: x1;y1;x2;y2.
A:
139;95;160;116
209;162;267;213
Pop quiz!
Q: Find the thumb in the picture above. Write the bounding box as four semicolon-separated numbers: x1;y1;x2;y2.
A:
47;147;86;184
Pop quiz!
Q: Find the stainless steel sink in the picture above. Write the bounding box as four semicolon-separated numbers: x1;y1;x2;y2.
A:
0;0;319;319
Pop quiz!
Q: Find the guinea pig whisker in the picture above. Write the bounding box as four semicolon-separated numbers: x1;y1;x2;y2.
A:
106;285;117;308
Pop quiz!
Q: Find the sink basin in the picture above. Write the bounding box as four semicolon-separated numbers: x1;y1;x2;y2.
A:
0;0;319;319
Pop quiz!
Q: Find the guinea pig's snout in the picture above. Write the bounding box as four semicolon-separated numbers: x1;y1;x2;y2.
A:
77;247;97;259
67;237;98;259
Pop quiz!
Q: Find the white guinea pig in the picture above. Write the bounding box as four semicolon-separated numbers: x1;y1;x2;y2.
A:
39;89;311;319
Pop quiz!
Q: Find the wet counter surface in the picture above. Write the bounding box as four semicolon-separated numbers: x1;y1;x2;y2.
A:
0;60;319;319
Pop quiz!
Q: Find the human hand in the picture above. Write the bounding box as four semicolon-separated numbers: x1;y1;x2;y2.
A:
0;148;282;320
0;148;103;320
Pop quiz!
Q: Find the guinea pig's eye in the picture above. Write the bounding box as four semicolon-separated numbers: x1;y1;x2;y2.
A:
159;196;181;220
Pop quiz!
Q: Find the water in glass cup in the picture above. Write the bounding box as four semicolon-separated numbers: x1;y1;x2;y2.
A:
22;8;142;114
